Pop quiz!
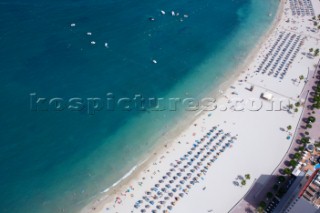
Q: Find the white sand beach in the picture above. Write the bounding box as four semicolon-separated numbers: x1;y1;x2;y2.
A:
81;0;320;212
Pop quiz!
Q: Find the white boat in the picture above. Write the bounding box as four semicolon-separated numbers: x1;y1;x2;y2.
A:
152;59;157;64
87;32;92;36
91;41;96;45
70;23;76;27
171;11;175;16
104;42;109;48
161;10;166;15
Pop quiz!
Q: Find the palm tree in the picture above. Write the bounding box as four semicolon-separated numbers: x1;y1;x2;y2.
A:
308;116;316;123
294;152;301;160
241;179;246;186
267;192;273;199
290;159;298;168
301;137;309;145
287;125;292;131
309;48;314;52
278;175;286;183
245;174;251;180
259;201;267;209
284;167;292;175
257;207;264;213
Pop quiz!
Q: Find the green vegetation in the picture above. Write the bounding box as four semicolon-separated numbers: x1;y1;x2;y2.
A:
245;174;251;180
272;184;279;191
298;146;305;152
294;152;301;160
284;167;292;175
290;159;298;168
301;137;310;145
308;116;316;123
241;179;246;186
267;192;273;199
287;125;292;131
259;201;267;209
278;176;286;183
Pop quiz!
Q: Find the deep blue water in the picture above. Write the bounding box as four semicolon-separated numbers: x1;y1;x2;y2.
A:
0;0;278;212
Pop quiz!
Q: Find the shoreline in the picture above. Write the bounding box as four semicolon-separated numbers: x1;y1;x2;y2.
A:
80;1;284;212
80;0;320;212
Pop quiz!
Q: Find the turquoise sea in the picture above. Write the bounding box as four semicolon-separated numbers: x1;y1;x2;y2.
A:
0;0;279;212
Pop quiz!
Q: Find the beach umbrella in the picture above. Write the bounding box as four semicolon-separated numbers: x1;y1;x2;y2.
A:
176;184;181;188
146;191;151;195
150;201;155;205
161;188;167;192
170;168;175;172
164;196;169;200
156;205;161;209
183;176;188;180
168;206;172;210
157;191;162;196
160;201;166;204
186;185;191;189
152;210;157;213
172;188;177;192
169;180;174;184
166;172;171;176
184;165;189;169
173;176;177;180
159;180;164;183
175;197;180;201
177;173;182;177
134;204;140;208
168;193;173;197
162;176;167;179
145;205;150;208
180;168;185;172
141;209;146;213
155;184;160;188
179;193;184;197
190;169;195;173
165;184;171;188
180;180;185;184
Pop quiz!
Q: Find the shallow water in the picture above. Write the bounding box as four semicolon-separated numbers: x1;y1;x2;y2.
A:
0;0;278;212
